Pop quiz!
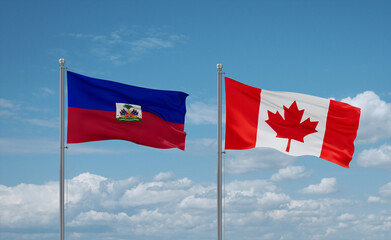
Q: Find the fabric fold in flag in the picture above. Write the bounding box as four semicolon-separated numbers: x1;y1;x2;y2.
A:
225;77;361;168
67;71;188;150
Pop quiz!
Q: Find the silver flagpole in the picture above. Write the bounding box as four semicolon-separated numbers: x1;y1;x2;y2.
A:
59;58;65;240
217;63;223;240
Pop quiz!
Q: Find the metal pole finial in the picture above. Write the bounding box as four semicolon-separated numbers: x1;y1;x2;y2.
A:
217;63;223;71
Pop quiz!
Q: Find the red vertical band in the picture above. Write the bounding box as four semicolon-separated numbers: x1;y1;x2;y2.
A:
225;77;262;149
320;100;361;168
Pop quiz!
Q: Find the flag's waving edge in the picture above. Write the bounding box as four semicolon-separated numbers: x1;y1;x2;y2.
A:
67;71;188;150
319;100;361;167
224;77;361;168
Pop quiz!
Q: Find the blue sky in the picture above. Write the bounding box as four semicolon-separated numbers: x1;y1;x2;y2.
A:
1;0;390;239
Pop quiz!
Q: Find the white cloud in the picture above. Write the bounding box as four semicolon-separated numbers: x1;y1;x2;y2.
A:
153;171;175;181
379;182;391;198
226;148;296;174
357;144;391;169
286;198;352;217
2;172;391;240
42;87;54;95
300;178;338;194
126;208;211;236
0;98;56;129
0;109;15;117
69;210;130;228
186;101;218;125
66;173;108;204
34;87;55;97
63;173;215;237
0;98;16;109
131;37;173;53
270;165;313;181
365;183;391;204
0;138;58;154
257;192;291;209
25;118;58;128
268;209;288;220
119;177;195;207
0;98;18;117
223;180;279;213
341;91;391;144
0;181;58;228
68;28;186;64
337;213;355;221
368;196;387;204
226;179;277;195
179;195;215;210
186;100;227;125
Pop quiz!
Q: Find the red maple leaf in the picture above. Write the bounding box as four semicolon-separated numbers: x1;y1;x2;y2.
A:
265;101;319;152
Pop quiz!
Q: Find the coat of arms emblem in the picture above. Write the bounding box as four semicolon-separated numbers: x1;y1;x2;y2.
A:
116;103;142;121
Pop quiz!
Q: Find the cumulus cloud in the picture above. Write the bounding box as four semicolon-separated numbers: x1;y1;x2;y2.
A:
179;195;215;210
341;91;391;144
300;178;338;194
0;181;58;228
69;210;130;228
69;208;211;237
257;192;291;209
226;148;296;174
153;171;175;181
226;179;277;195
2;173;391;240
223;180;280;213
119;177;194;207
357;144;391;169
0;172;215;239
286;198;351;217
270;165;313;181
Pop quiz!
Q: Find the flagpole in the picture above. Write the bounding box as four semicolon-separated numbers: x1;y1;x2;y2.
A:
217;63;223;240
59;58;65;240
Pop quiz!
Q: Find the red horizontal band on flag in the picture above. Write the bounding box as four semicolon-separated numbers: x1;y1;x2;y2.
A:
67;107;186;150
225;77;262;149
320;100;361;168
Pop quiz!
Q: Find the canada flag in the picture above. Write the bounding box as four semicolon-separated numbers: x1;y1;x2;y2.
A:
224;77;361;168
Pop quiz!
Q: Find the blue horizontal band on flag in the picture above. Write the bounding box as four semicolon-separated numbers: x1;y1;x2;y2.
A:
67;71;188;124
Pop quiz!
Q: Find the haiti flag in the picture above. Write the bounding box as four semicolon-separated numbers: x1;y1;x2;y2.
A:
67;71;188;150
